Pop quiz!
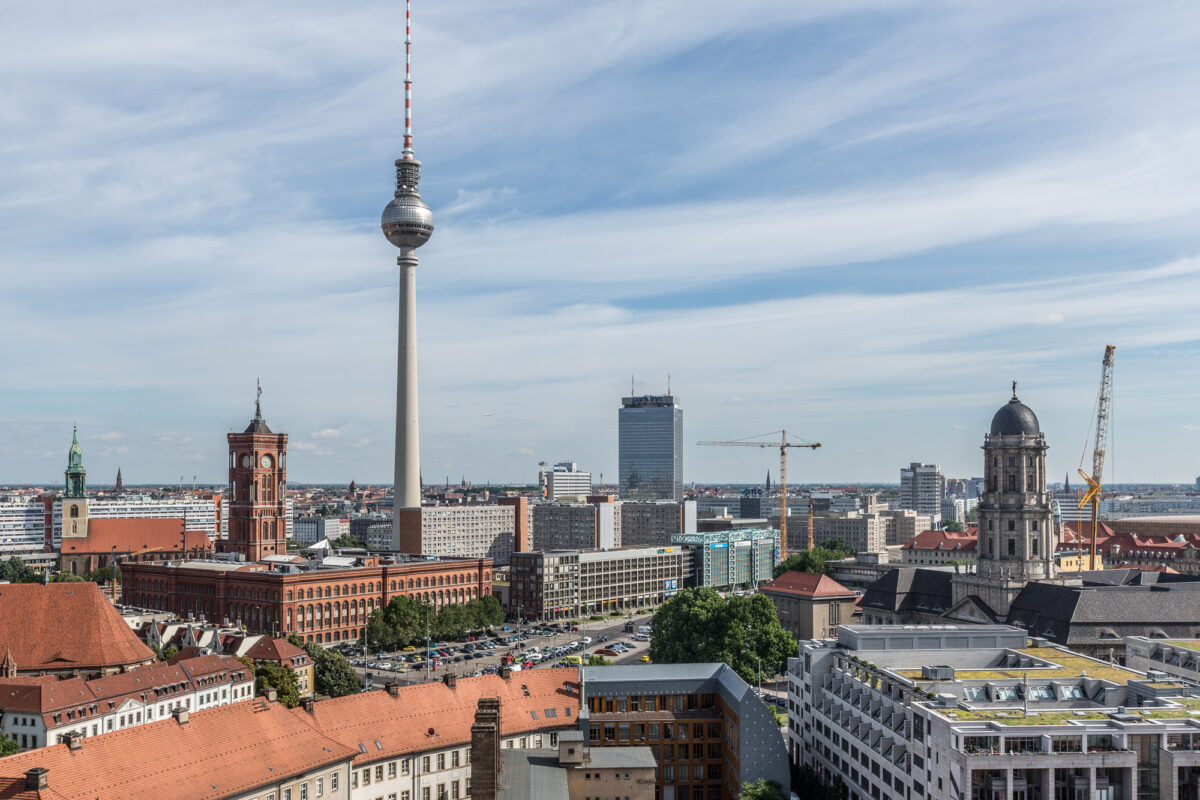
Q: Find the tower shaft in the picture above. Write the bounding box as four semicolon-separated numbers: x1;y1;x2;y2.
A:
394;250;421;511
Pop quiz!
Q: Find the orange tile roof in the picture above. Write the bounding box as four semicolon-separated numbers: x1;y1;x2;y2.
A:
59;518;212;556
294;669;580;765
900;529;978;552
0;656;249;725
0;584;154;673
244;638;308;665
759;571;856;598
0;699;356;800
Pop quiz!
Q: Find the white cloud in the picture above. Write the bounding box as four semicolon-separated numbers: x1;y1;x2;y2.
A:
95;431;124;441
1183;425;1200;432
311;428;340;439
150;432;192;446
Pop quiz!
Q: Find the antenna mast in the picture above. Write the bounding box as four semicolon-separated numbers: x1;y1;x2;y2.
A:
402;0;415;160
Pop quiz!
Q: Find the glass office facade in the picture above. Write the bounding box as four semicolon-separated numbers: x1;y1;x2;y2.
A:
619;395;683;501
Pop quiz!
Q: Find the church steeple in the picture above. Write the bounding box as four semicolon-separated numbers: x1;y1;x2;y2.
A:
65;424;86;498
115;467;124;493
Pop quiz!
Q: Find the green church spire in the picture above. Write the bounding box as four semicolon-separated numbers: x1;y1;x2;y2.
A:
65;424;86;498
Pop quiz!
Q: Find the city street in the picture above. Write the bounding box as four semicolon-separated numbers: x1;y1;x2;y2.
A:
354;612;657;689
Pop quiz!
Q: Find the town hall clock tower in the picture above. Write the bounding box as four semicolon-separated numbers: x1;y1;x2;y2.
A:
225;390;288;562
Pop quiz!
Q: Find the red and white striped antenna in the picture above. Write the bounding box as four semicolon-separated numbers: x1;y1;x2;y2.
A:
402;0;415;160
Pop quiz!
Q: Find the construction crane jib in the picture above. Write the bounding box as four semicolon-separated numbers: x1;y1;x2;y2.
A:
1077;345;1115;571
697;431;821;560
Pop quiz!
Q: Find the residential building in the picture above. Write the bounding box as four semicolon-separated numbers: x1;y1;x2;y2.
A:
122;556;494;645
0;582;155;677
618;393;683;501
0;498;54;565
671;529;779;592
509;545;690;619
900;462;944;522
940;497;965;526
293;517;349;546
299;670;582;800
0;696;356;800
580;663;789;799
394;504;520;564
545;462;593;502
364;521;393;551
898;528;979;567
790;623;1200;800
620;500;696;548
494;731;656;800
0;654;254;750
532;499;621;551
244;637;314;697
880;508;935;547
758;571;858;641
693;496;743;519
808;512;886;553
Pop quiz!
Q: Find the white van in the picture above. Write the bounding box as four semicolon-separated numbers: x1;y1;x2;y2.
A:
526;646;540;654
637;625;652;635
581;636;593;645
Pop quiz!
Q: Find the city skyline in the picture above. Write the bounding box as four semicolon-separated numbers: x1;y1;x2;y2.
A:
5;2;1200;485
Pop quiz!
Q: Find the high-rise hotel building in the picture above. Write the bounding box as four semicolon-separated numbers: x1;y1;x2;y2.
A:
618;394;683;501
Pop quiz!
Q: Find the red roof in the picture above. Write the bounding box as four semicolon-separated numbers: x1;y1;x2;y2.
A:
294;669;580;765
243;638;309;666
0;699;355;800
900;529;978;552
759;571;856;598
0;583;154;673
59;518;213;556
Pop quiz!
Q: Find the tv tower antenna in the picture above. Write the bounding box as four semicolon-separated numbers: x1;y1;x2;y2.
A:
382;0;435;519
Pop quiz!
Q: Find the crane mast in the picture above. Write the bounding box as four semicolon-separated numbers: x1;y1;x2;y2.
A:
1077;345;1115;570
697;432;821;559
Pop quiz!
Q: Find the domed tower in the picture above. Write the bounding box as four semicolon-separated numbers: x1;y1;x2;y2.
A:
383;0;433;534
952;384;1075;617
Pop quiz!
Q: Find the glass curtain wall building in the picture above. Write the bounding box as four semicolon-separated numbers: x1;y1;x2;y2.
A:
618;394;683;501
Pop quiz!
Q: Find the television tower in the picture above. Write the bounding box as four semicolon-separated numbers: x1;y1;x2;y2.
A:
382;0;435;522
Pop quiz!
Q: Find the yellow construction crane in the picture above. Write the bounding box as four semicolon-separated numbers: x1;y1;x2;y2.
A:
697;431;821;558
1077;345;1115;571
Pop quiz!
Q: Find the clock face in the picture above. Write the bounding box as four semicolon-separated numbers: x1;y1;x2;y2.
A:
241;455;251;468
261;454;274;468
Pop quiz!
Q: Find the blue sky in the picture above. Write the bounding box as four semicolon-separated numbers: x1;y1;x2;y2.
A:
4;0;1200;486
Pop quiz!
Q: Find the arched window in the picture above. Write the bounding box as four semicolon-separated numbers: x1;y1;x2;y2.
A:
70;505;79;519
408;579;414;589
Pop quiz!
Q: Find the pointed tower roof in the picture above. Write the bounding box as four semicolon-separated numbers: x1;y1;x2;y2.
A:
1;646;16;678
244;381;274;434
115;467;124;492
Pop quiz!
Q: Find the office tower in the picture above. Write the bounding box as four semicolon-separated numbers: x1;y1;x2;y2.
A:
545;461;592;501
382;0;435;530
226;392;289;561
900;461;944;521
618;392;682;501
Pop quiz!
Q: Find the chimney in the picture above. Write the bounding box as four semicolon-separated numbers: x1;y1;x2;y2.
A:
300;697;314;713
172;708;189;725
470;698;502;800
498;665;511;680
387;683;400;698
262;687;278;703
24;768;48;791
61;731;82;751
443;673;457;689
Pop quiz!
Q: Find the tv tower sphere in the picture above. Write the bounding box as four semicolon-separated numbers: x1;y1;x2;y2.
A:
381;159;434;249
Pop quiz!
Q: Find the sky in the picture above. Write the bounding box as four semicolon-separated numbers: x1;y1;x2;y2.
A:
3;0;1200;487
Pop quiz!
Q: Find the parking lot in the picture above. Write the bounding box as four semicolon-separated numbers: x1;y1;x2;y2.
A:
350;613;657;688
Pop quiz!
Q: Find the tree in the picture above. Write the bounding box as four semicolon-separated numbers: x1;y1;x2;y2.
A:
738;779;787;800
330;534;366;549
649;588;796;685
0;733;19;757
52;571;88;582
965;509;979;523
382;595;429;649
303;642;361;698
943;520;964;532
773;548;832;578
254;661;300;708
435;603;474;641
365;610;394;651
158;645;179;663
586;654;613;666
470;595;504;628
84;565;120;585
0;557;42;584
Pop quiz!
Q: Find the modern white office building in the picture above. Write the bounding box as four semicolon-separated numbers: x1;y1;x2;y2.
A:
545;462;593;501
900;462;945;522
